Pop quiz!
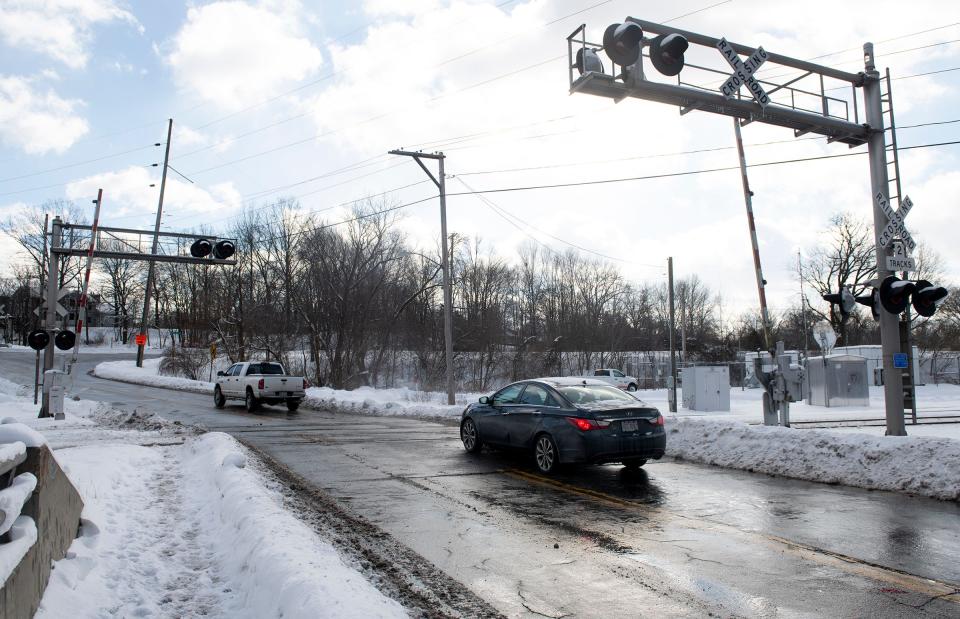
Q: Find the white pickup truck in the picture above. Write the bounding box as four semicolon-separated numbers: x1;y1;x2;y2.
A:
214;361;307;412
589;368;639;392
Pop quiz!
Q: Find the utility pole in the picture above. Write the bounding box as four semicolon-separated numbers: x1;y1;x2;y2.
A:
39;217;62;418
387;149;456;405
798;250;810;354
733;119;772;351
136;118;173;368
34;214;48;405
863;44;907;436
667;257;677;413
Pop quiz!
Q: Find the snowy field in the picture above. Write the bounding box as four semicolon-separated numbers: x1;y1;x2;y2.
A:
93;359;960;501
0;376;406;618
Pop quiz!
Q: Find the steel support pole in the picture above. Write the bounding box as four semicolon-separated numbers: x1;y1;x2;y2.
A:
39;217;62;418
136;119;173;367
438;156;456;405
863;44;906;436
733;119;772;350
668;257;677;413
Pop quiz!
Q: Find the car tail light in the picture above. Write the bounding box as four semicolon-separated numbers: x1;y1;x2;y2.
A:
566;417;610;431
258;378;264;389
303;379;310;389
650;415;664;426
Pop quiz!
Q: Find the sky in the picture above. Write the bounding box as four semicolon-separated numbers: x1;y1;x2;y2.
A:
0;0;958;320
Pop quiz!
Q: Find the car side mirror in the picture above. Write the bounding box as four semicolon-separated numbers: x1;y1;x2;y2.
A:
479;396;489;404
217;371;225;377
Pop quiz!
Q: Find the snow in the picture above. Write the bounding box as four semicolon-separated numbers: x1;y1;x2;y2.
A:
0;441;25;465
666;418;960;501
92;358;960;501
38;434;405;619
0;422;47;447
0;374;408;616
0;473;37;535
0;516;37;584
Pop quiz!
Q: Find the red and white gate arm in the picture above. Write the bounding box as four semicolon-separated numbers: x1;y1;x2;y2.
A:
71;188;103;365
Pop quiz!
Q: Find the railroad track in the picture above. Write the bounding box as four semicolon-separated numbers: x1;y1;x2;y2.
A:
790;413;960;428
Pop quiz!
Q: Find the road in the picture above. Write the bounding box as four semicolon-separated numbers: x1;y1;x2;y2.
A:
3;349;959;617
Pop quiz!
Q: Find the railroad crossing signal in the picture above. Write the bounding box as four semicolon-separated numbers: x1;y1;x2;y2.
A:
33;286;69;318
717;38;770;107
876;192;916;253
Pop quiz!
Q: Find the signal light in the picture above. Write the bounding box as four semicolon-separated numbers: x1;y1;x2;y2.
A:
603;22;643;67
822;287;856;320
575;47;604;75
649;33;689;76
878;275;915;314
190;238;213;258
911;279;949;317
213;240;235;260
27;329;49;351
54;330;76;351
855;289;880;321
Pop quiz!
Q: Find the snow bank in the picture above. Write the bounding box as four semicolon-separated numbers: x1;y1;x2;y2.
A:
667;417;960;501
304;385;478;420
94;358;212;394
184;432;406;618
0;422;47;447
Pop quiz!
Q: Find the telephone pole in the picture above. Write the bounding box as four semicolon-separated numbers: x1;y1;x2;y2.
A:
136;118;173;367
667;256;677;413
387;149;456;405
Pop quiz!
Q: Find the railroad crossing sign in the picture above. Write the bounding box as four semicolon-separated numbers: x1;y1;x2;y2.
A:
716;38;770;107
876;192;917;264
33;286;70;318
887;240;916;272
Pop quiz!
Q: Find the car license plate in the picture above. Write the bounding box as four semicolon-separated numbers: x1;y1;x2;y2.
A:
621;420;638;432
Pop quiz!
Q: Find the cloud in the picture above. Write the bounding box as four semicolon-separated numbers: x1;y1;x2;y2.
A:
0;75;89;154
0;0;141;69
165;1;323;111
65;166;242;223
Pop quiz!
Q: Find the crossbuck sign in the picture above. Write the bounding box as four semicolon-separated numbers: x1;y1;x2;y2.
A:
876;192;918;271
717;38;770;108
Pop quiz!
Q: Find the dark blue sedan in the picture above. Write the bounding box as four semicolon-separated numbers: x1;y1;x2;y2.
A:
460;377;666;474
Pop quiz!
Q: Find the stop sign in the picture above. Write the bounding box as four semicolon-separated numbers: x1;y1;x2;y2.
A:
135;334;147;346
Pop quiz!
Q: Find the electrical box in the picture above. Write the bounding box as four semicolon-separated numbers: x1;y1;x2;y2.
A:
43;369;67;420
806;355;869;407
681;366;730;411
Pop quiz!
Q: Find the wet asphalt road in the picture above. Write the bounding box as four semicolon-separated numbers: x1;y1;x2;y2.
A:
3;349;959;617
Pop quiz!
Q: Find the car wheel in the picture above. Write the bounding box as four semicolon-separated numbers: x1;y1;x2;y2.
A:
214;386;225;409
460;418;483;453
627;383;638;392
622;458;647;470
245;389;260;412
534;433;560;474
286;400;300;412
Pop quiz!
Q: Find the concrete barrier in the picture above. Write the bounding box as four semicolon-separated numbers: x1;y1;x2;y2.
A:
0;445;83;619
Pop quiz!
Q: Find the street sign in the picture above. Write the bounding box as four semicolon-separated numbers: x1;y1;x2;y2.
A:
875;192;916;252
893;353;908;369
135;333;147;346
716;38;770;107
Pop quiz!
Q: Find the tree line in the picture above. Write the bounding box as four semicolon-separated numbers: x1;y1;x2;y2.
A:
2;199;957;390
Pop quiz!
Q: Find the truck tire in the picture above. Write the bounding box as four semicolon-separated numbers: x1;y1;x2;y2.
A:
627;383;637;392
286;400;300;412
214;386;226;409
245;389;260;412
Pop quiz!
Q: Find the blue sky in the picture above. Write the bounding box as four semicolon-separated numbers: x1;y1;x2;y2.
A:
1;0;958;317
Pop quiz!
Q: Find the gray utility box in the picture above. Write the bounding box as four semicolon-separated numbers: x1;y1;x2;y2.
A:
681;366;730;411
806;354;869;407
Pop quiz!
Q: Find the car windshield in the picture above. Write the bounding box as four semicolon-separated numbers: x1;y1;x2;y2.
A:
247;363;284;375
557;384;636;406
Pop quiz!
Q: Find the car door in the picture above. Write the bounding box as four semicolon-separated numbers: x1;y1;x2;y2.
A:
228;364;244;396
612;369;627;389
506;383;559;447
221;364;237;396
483;383;525;444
